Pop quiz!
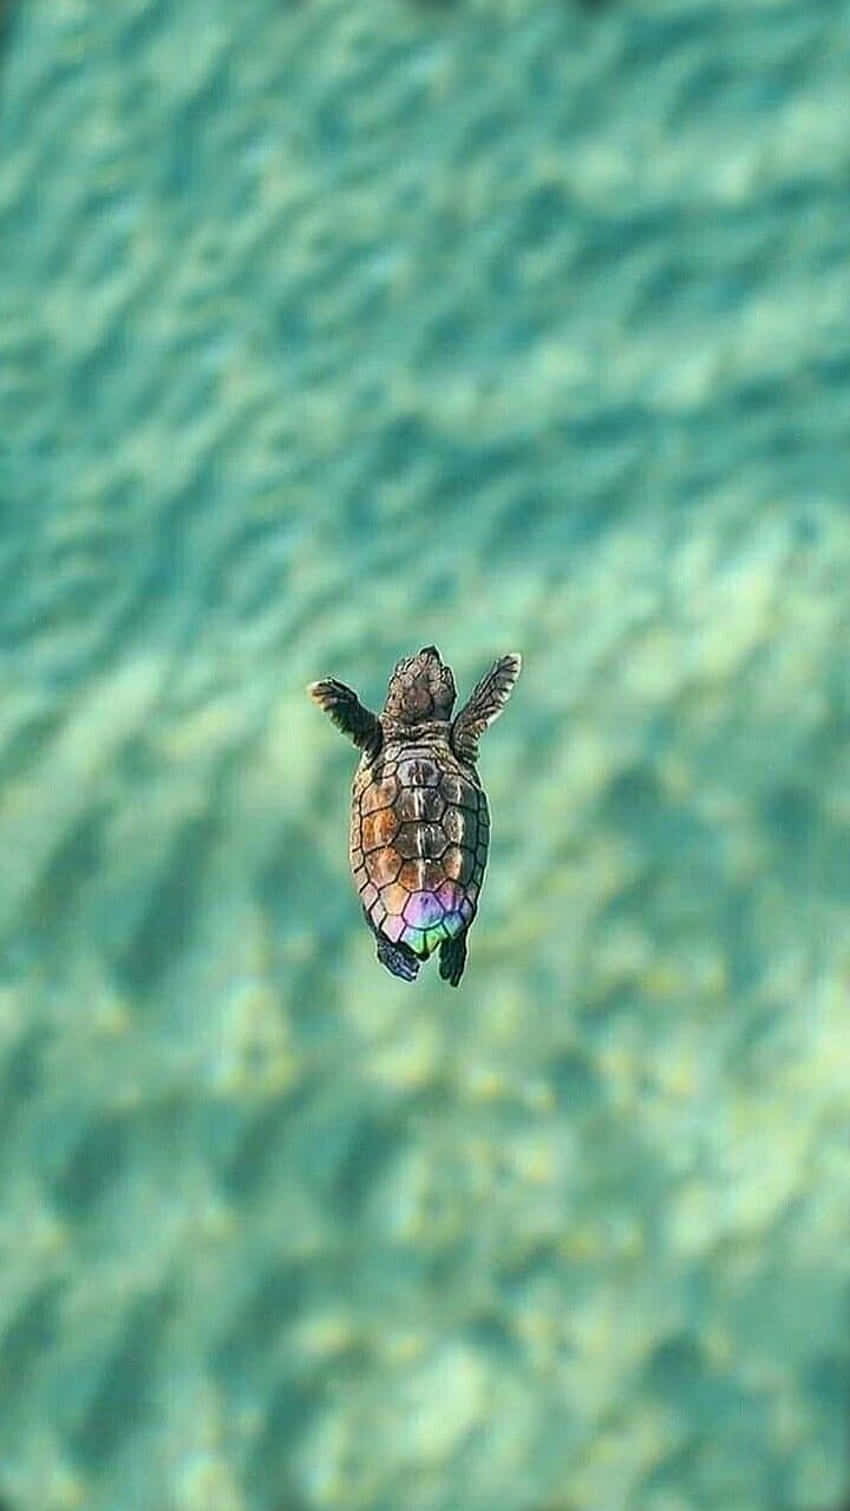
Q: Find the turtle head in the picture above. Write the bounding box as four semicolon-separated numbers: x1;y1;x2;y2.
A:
384;645;456;724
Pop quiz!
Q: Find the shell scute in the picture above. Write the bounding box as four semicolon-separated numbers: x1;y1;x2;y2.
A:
403;892;443;929
442;808;466;845
361;775;399;815
382;882;410;916
437;879;463;912
361;807;399;851
423;822;449;855
397;756;441;788
394;821;448;860
395;785;445;824
439;772;465;806
367;846;403;886
423;789;446;821
443;844;475;884
394;823;420;860
382;913;406;943
398;857;446;893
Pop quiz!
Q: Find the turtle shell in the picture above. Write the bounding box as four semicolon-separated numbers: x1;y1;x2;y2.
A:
349;743;489;959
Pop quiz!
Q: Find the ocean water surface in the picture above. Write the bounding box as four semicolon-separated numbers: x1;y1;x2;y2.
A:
1;0;850;1507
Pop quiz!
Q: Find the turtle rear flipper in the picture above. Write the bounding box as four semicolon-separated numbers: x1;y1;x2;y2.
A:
308;679;382;757
376;935;420;982
450;653;521;765
439;931;467;987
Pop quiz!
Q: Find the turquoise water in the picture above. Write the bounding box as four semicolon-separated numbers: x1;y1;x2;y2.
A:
1;0;850;1507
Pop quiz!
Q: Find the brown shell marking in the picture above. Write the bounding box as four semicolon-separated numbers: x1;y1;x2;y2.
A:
361;807;399;851
361;775;398;815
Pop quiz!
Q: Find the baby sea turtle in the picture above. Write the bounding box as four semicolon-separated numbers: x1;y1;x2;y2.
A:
309;647;521;985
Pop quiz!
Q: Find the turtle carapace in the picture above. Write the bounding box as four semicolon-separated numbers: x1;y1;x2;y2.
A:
309;646;521;985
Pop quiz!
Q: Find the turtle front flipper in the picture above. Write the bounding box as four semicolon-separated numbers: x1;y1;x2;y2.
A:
450;653;522;765
308;679;382;757
439;930;467;987
376;935;420;982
